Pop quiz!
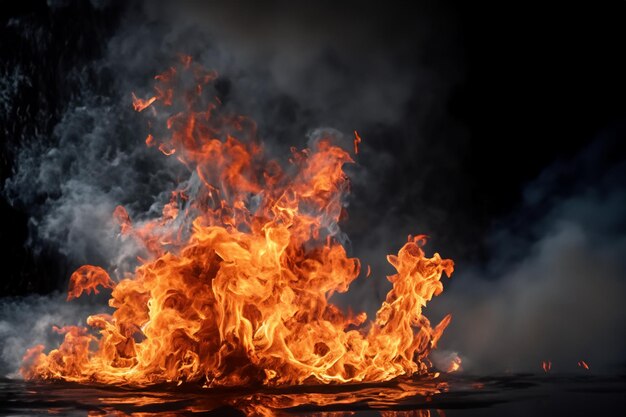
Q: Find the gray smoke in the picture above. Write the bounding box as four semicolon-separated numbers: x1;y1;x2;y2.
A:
427;138;626;374
4;96;179;277
0;293;109;378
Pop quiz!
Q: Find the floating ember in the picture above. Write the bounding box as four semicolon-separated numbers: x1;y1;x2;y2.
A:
21;57;453;387
542;361;552;373
445;355;462;373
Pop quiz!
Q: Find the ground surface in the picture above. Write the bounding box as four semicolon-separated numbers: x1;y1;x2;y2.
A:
1;374;624;416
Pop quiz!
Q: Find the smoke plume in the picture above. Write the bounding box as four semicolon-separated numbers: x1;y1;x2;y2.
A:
429;133;626;373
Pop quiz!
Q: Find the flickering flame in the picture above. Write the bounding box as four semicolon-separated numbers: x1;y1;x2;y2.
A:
21;57;454;387
445;355;462;373
131;92;156;112
578;360;589;370
66;265;115;301
542;361;551;373
353;130;362;155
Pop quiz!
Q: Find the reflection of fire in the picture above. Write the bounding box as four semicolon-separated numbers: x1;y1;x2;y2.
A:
69;376;447;416
21;57;453;387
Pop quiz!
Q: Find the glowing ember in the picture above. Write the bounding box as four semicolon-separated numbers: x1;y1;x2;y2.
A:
21;57;454;387
131;92;156;112
578;360;590;370
445;355;462;373
353;130;362;155
66;265;115;301
542;361;552;373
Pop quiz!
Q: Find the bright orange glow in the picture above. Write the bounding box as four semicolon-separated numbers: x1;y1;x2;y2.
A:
381;411;432;417
66;265;115;301
131;93;156;112
21;57;454;387
353;130;362;154
445;355;462;373
578;360;590;370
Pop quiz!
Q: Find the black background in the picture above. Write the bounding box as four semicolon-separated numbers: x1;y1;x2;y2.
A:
1;0;625;296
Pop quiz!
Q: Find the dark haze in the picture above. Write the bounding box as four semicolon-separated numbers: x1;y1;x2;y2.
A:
1;0;625;376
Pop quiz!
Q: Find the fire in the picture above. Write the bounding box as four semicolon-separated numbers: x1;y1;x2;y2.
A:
131;92;156;112
445;355;462;373
578;360;590;370
353;130;362;154
21;57;454;387
66;265;115;301
542;361;551;373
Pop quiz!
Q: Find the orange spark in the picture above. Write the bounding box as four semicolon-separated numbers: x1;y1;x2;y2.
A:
353;130;362;154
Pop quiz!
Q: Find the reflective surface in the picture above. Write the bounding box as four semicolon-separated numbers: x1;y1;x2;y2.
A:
1;374;624;416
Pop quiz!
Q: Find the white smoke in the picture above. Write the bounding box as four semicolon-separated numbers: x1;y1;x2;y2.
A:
428;139;626;374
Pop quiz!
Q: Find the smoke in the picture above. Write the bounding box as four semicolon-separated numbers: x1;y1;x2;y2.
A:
428;134;626;374
0;293;109;378
3;96;181;278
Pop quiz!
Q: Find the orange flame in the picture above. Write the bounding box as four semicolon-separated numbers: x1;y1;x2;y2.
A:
21;58;454;387
66;265;115;301
542;360;551;373
578;360;590;370
131;93;156;112
445;355;462;373
353;130;362;154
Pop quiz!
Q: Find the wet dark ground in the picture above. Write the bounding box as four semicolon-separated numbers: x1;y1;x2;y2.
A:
0;374;624;416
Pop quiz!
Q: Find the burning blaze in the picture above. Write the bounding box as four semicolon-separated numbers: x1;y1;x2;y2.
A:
21;57;454;387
